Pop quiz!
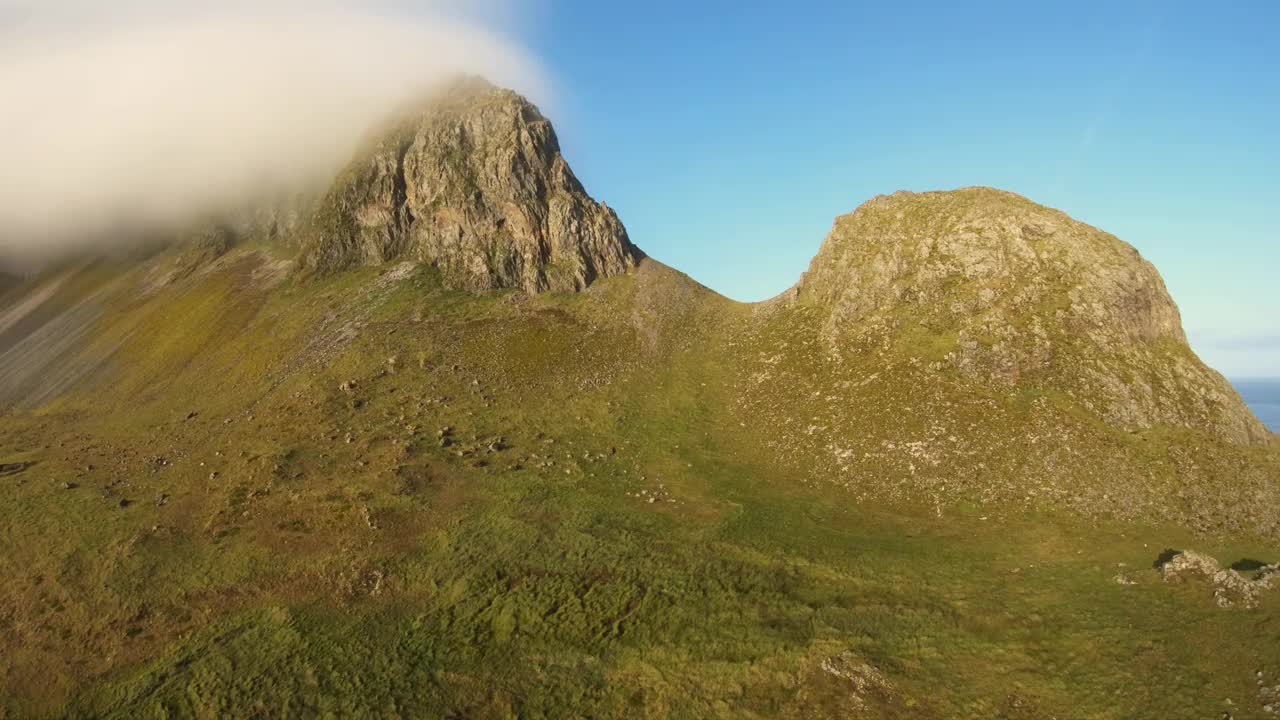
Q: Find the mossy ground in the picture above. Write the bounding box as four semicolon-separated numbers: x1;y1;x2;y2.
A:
0;251;1276;718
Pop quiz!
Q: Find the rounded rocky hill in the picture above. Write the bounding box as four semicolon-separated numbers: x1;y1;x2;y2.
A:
785;187;1267;444
300;78;641;293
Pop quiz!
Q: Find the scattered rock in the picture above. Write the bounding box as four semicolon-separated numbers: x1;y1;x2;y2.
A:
1156;549;1277;608
1258;670;1280;716
819;652;894;709
629;484;675;505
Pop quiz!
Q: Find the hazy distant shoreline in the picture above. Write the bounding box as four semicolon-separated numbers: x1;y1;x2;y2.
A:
1234;379;1280;432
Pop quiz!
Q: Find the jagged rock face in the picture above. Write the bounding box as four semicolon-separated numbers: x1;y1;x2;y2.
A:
301;80;640;293
789;187;1267;443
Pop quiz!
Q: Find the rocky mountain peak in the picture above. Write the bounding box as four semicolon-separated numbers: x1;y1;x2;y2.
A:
300;78;641;293
792;187;1184;343
788;186;1267;443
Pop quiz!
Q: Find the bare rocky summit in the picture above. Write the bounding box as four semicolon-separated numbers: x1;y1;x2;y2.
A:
787;187;1267;444
299;78;641;293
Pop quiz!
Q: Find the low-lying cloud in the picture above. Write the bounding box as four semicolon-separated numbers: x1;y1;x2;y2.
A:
0;0;545;267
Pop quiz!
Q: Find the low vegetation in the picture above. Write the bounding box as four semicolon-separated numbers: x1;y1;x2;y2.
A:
1;248;1276;718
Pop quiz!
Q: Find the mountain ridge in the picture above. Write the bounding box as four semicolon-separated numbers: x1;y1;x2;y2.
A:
0;84;1269;449
1;82;1278;718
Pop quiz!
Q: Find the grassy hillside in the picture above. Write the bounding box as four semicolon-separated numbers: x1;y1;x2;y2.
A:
0;246;1277;718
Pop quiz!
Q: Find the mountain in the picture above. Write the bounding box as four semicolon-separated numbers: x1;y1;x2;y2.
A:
299;78;641;293
789;188;1265;444
0;84;1277;718
727;187;1276;540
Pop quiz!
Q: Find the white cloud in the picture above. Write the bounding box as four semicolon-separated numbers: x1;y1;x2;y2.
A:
0;0;545;264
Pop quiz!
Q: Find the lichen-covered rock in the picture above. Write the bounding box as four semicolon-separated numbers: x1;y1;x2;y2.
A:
788;187;1268;444
809;651;897;714
300;78;640;293
1157;550;1278;608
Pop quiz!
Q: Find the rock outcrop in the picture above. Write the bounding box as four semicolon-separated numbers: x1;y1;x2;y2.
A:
787;187;1268;443
300;78;641;293
1156;549;1278;608
172;223;236;278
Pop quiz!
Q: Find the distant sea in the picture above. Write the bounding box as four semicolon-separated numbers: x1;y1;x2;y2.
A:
1235;379;1280;433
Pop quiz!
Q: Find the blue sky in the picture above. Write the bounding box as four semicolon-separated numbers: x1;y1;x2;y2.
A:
504;0;1278;378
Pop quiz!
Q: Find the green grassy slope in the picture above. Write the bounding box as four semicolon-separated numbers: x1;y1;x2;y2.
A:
0;247;1277;718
